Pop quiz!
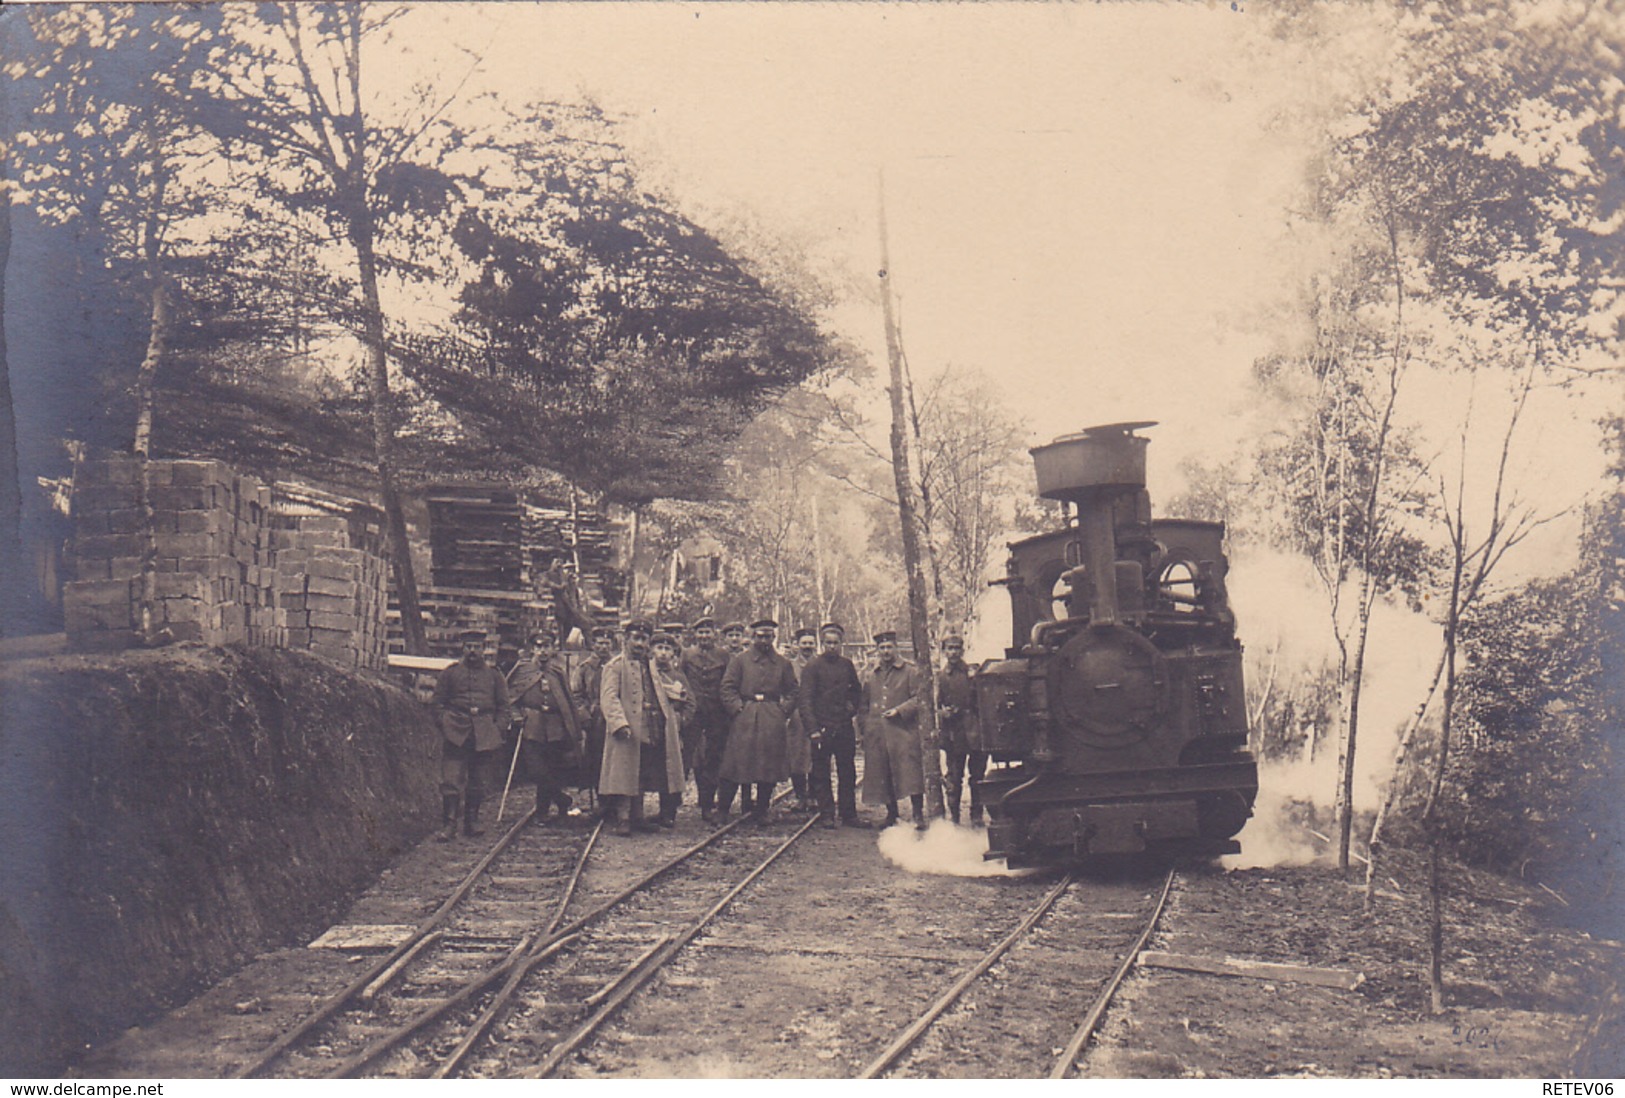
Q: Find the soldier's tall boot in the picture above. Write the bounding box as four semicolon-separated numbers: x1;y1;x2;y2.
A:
612;796;633;837
464;798;486;838
969;793;984;828
438;793;460;843
658;792;679;829
911;794;928;831
948;787;963;826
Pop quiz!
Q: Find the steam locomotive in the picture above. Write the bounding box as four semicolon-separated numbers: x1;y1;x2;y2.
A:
974;423;1258;866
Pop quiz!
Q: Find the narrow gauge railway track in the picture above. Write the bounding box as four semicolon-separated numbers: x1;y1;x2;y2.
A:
238;792;815;1078
356;806;819;1079
865;865;1177;1079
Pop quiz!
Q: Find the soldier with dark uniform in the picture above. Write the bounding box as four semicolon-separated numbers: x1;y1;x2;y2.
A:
719;619;798;824
799;622;868;829
683;617;733;823
432;630;511;841
572;626;616;811
509;632;585;824
786;627;818;812
862;630;927;830
938;633;986;826
717;621;755;815
599;620;688;835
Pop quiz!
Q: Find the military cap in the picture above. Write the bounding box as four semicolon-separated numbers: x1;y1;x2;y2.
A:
793;627;817;641
527;631;554;646
819;622;846;637
458;629;487;642
623;618;655;637
591;625;618;641
872;630;898;644
941;632;965;646
650;632;679;649
750;618;779;631
691;616;717;630
721;621;747;635
660;621;687;635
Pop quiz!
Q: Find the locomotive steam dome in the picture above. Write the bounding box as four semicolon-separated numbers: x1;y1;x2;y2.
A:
1029;421;1156;502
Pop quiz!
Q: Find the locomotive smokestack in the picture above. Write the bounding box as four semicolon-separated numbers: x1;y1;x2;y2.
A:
1028;422;1155;628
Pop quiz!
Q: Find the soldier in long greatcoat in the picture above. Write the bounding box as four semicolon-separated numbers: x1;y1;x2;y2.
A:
571;626;617;809
719;618;798;823
862;630;926;829
599;620;688;836
509;632;585;824
937;633;986;826
785;627;818;813
432;630;511;841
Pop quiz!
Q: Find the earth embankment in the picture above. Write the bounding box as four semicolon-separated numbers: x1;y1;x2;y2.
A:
0;645;437;1076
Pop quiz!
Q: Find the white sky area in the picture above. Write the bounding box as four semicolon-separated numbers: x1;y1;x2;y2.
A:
358;3;1616;762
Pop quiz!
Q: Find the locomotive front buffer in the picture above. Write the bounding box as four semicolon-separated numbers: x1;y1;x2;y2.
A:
973;423;1259;868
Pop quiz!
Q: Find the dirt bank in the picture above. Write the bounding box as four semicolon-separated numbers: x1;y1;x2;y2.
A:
0;645;438;1076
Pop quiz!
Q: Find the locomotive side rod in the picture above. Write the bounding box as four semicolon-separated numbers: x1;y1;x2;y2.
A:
857;871;1076;1079
1048;865;1177;1079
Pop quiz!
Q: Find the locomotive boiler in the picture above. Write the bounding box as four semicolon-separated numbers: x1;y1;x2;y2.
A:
975;423;1257;866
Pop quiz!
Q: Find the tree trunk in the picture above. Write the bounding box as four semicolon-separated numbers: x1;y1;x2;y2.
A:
0;159;25;635
1338;592;1375;870
625;504;641;616
1365;647;1447;910
133;275;169;644
877;178;943;818
1422;540;1464;1014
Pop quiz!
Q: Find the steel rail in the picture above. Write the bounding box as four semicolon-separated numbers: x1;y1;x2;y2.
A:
430;819;604;1077
329;792;794;1078
858;871;1076;1079
1048;865;1177;1079
524;813;822;1078
231;803;538;1079
324;932;579;1079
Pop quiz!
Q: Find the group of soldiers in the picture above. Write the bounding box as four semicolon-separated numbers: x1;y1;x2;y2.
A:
429;617;990;841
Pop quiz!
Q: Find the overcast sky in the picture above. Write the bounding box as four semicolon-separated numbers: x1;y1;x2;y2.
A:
367;3;1606;588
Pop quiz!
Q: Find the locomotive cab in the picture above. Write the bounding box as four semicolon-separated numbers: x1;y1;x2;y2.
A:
975;423;1258;866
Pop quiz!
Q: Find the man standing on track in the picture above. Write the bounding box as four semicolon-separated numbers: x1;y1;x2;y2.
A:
432;630;511;842
683;617;732;824
599;620;687;836
862;630;927;830
718;621;754;816
799;622;868;829
509;631;585;824
572;626;616;814
785;627;818;813
938;632;987;826
650;630;696;827
719;618;798;824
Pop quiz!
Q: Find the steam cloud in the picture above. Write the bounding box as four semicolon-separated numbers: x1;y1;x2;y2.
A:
876;818;1035;878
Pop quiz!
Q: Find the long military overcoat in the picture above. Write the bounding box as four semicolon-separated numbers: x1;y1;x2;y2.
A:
599;653;688;796
861;658;925;802
719;646;798;784
433;660;510;752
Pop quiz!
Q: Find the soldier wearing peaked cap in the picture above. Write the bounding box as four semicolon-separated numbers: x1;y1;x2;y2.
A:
570;626;617;810
785;627;819;813
718;618;797;823
684;616;733;822
862;630;927;829
598;619;687;836
799;622;866;828
509;631;584;824
432;630;511;841
938;632;986;826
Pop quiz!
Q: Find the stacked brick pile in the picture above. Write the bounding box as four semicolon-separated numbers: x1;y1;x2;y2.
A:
64;458;273;650
62;457;389;669
269;511;390;670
